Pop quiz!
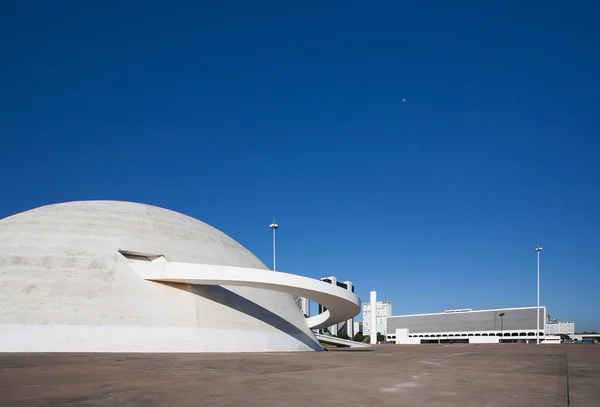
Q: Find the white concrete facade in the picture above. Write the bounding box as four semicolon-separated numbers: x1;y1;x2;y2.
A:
344;280;354;339
387;329;552;344
386;306;557;344
0;201;361;353
317;276;355;338
369;291;377;344
546;321;575;335
362;299;392;336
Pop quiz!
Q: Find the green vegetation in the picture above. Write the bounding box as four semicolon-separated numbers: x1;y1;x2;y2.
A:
336;332;350;340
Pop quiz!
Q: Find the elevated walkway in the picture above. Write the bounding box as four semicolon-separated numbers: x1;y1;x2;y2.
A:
128;258;361;330
314;333;371;348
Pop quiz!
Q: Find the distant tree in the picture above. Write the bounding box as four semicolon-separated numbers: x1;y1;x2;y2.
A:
336;332;350;340
377;332;385;343
363;335;371;343
560;334;572;343
353;332;364;342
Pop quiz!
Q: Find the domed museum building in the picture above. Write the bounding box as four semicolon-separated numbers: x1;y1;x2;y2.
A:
0;201;359;352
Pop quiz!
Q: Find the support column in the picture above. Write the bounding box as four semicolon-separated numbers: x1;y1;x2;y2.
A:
301;298;310;317
370;290;377;345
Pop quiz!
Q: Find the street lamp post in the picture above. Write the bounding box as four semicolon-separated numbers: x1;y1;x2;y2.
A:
499;312;505;341
270;221;278;271
535;246;543;345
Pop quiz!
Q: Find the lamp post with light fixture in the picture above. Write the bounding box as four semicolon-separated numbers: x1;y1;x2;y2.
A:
270;222;278;271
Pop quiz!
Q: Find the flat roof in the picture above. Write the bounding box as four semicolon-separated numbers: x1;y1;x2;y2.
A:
388;306;546;319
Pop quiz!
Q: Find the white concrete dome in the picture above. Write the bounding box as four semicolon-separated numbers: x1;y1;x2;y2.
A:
0;200;322;352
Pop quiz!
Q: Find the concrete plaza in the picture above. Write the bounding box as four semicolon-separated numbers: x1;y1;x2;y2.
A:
1;344;598;406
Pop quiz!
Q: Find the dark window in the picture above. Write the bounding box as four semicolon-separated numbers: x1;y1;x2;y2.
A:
440;338;469;344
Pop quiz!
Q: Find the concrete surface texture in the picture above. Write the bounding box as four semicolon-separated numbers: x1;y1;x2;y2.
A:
0;200;321;352
1;344;598;407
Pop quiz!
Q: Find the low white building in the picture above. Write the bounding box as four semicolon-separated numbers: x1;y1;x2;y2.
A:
386;306;560;344
363;300;392;336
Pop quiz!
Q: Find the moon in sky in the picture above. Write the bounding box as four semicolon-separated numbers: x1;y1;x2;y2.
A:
402;98;407;103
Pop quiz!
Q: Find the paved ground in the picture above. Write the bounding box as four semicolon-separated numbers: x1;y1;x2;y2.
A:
1;344;598;406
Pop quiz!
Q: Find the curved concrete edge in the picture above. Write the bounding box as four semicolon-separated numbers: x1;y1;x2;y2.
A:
128;261;361;330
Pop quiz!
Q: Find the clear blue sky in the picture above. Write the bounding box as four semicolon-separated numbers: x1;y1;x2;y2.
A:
1;1;598;331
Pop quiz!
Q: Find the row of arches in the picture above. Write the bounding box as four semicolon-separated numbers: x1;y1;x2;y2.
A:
408;332;544;338
386;332;545;340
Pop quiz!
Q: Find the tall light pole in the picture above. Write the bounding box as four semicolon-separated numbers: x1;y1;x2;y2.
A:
270;221;278;271
535;245;543;344
499;312;505;341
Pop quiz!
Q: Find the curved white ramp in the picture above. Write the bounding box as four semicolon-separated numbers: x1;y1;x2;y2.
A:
314;333;371;348
129;260;361;330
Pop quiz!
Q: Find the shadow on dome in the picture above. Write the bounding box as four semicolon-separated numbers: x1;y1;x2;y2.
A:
173;284;323;351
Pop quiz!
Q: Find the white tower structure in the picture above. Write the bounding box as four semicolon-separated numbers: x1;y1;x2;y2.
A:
370;290;377;344
344;280;354;339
